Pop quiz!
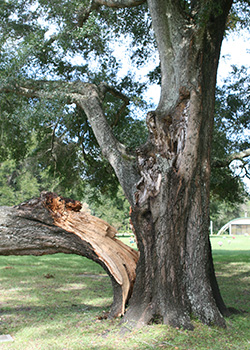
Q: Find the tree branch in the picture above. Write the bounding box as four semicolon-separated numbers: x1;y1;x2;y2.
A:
1;80;140;204
76;1;100;27
76;0;146;29
212;148;250;168
0;192;139;317
99;82;130;126
93;0;146;8
75;83;140;204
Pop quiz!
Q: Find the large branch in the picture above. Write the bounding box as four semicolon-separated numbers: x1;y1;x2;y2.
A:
93;0;146;8
75;83;140;204
0;192;139;317
76;0;146;28
1;80;140;204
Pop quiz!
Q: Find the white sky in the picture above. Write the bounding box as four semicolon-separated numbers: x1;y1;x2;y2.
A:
218;30;250;85
218;30;250;192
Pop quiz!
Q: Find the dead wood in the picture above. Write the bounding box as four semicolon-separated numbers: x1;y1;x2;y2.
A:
0;192;139;317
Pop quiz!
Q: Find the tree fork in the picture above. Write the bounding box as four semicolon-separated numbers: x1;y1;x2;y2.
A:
0;192;139;318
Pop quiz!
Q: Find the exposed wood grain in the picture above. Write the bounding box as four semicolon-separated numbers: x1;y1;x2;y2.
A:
0;192;139;317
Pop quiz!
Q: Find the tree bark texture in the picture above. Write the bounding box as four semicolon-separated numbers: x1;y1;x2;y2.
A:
0;192;139;318
121;0;233;329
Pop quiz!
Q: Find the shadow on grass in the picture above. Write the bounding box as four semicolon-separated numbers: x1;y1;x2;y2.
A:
0;253;250;350
0;303;102;315
0;298;113;337
0;254;113;338
0;303;116;350
212;250;250;317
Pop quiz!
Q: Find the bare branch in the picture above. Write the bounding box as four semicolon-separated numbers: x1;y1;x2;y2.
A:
93;0;146;8
99;82;129;103
230;148;250;162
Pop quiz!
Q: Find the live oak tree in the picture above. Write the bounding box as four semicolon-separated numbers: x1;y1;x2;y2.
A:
1;0;250;329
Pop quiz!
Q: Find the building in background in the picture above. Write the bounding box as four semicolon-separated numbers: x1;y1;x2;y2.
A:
217;217;250;235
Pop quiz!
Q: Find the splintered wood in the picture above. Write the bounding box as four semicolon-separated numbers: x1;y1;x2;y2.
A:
42;192;139;316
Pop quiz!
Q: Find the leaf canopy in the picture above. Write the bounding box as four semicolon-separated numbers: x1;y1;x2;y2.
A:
0;0;249;203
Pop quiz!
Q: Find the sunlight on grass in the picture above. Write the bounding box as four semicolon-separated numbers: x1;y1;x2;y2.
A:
210;234;250;251
0;238;250;349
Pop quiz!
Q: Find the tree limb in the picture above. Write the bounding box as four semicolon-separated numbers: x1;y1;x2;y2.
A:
75;83;139;204
1;80;139;204
93;0;146;8
0;192;139;317
212;148;250;168
99;82;130;127
76;1;100;27
76;0;146;29
98;82;130;104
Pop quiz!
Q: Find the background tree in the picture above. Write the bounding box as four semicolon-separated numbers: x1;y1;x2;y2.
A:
1;0;250;330
210;65;250;231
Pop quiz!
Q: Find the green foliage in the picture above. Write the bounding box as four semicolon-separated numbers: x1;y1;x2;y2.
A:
210;167;246;203
217;66;250;139
0;159;40;205
0;0;152;202
210;66;250;227
82;186;131;231
227;0;250;31
0;94;32;162
211;66;250;203
0;0;250;217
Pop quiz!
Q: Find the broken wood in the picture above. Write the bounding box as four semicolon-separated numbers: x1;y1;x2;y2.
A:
0;192;139;317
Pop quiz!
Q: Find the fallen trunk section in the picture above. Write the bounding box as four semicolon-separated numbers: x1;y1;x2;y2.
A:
0;192;139;317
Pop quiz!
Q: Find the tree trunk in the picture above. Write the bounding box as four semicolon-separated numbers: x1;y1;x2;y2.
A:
120;0;233;329
126;172;226;329
0;192;139;318
123;106;228;329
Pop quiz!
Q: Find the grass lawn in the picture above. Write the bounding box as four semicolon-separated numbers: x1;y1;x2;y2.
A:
0;235;249;350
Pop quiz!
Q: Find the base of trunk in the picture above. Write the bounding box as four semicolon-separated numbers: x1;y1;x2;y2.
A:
123;206;228;330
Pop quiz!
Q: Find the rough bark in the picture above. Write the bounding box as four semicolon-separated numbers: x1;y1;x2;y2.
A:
120;0;234;329
0;192;139;318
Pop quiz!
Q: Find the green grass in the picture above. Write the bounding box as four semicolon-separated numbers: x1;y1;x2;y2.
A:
0;235;249;349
